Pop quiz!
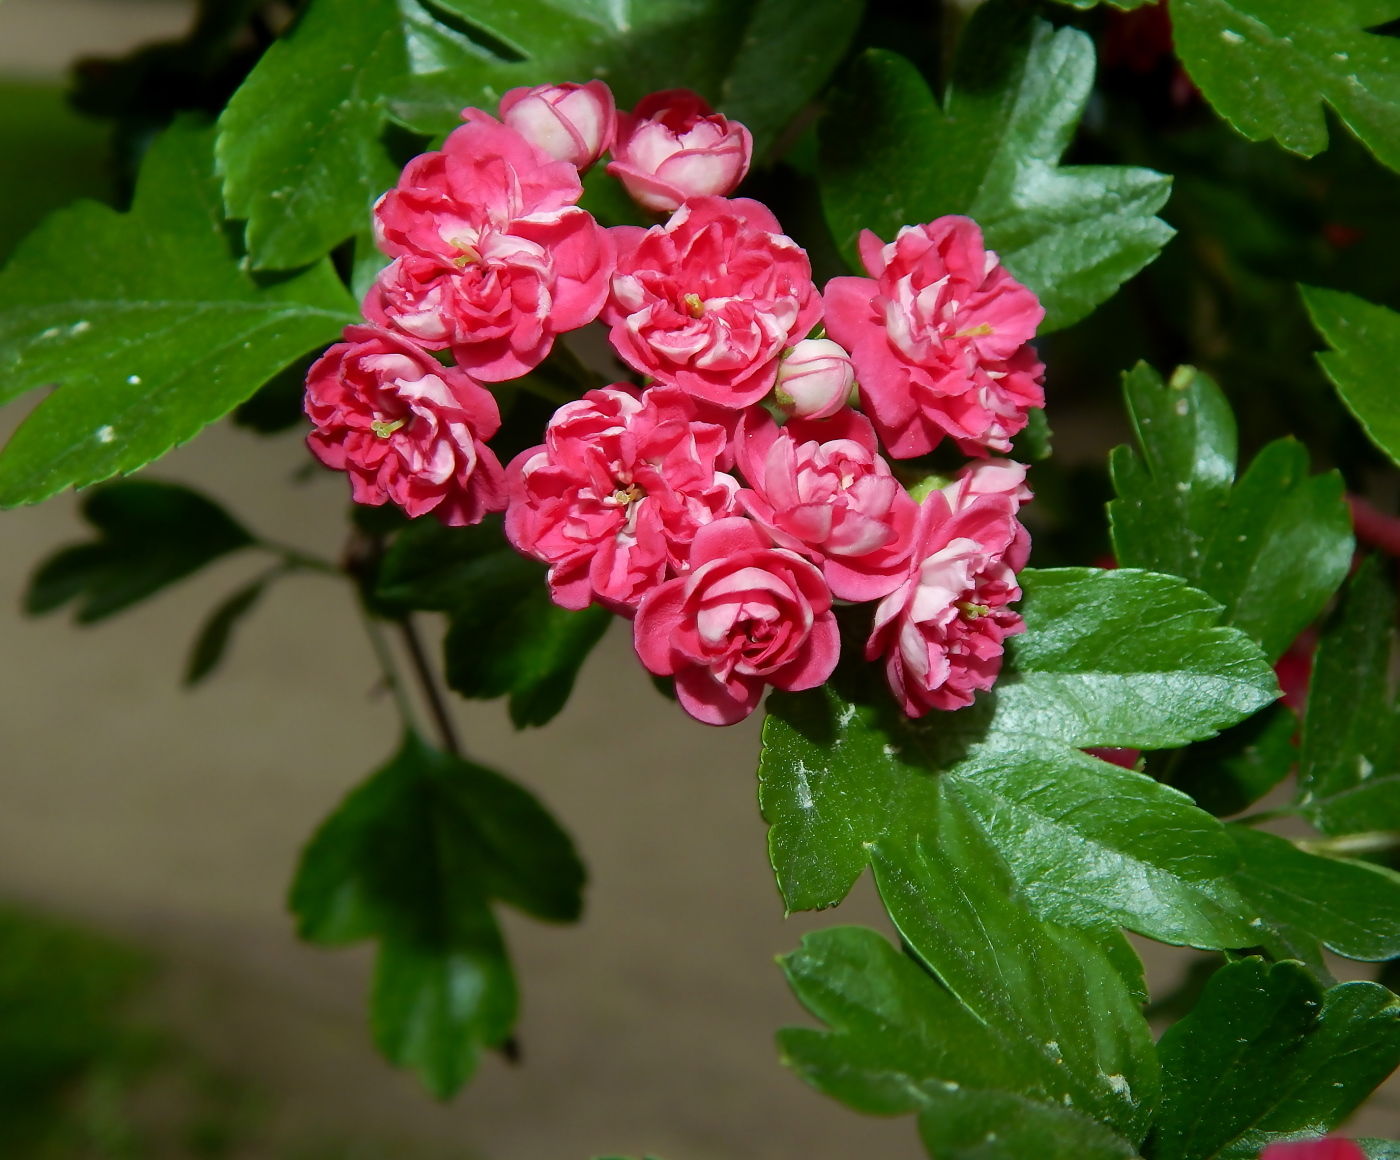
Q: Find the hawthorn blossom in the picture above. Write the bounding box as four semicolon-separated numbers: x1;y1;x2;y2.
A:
608;89;752;212
633;517;839;725
366;110;614;381
505;384;739;613
866;460;1032;715
499;81;615;169
305;324;505;526
773;338;857;420
824;215;1045;458
603;197;821;409
734;407;917;601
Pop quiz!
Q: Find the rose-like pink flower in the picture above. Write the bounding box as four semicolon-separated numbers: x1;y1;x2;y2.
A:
866;463;1032;716
634;517;839;725
734;408;917;602
607;89;752;213
603;197;821;409
366;110;615;381
824;215;1046;458
774;338;856;419
1262;1141;1365;1160
505;384;739;613
305;325;506;526
499;81;615;170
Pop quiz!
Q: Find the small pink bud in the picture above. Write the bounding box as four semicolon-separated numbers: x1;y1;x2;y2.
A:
774;338;857;419
499;81;616;169
607;88;752;213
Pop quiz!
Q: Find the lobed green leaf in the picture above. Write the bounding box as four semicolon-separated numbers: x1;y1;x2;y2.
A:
1302;285;1400;469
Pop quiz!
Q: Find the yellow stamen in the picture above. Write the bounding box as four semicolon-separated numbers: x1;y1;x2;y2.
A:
371;417;407;439
451;239;482;267
954;322;994;338
683;293;705;319
956;600;991;619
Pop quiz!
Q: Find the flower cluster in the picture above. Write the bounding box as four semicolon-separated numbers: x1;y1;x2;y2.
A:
305;80;1044;726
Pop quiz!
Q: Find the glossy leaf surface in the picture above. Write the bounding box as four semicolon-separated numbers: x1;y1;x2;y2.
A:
25;480;253;624
378;517;611;728
0;120;355;505
818;5;1173;331
779;793;1156;1144
1297;556;1400;835
760;568;1276;946
290;731;584;1097
1303;285;1400;468
1171;0;1400;174
218;0;862;268
184;577;269;686
1110;362;1352;663
1153;957;1400;1160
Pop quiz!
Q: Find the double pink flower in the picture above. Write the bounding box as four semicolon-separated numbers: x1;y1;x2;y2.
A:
825;216;1045;458
366;111;615;381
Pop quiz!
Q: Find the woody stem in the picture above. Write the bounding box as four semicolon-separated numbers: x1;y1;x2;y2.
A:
397;614;462;757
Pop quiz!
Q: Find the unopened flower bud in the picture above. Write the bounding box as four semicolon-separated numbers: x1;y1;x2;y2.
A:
773;338;856;419
607;89;752;213
499;81;616;169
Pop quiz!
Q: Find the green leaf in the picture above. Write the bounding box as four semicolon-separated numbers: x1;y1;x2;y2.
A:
760;568;1277;946
1109;362;1353;664
290;731;584;1097
1170;0;1400;174
719;0;864;157
25;480;254;624
377;517;612;728
1152;957;1400;1160
916;1087;1138;1160
218;0;863;268
818;6;1173;332
0;119;356;506
1158;702;1298;819
1050;0;1155;8
778;792;1156;1145
1227;825;1400;962
184;577;269;686
1297;556;1400;835
1361;1143;1400;1160
1301;285;1400;468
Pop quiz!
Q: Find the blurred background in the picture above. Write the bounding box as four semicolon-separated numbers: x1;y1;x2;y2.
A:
0;2;1398;1158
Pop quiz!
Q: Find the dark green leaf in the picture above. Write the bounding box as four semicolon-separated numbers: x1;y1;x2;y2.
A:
779;793;1156;1144
1153;957;1400;1160
378;517;611;728
760;568;1276;946
25;480;254;623
1297;556;1400;835
1011;407;1053;463
1228;825;1400;962
1050;0;1155;8
0;119;355;506
916;1088;1137;1160
1110;362;1353;663
218;0;856;268
232;346;325;434
1302;285;1400;468
719;0;864;157
1158;702;1297;818
290;731;584;1096
1170;0;1400;174
184;577;269;686
818;7;1173;332
1361;1142;1400;1160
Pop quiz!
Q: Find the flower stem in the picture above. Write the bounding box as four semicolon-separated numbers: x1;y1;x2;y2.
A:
358;606;421;734
397;614;462;757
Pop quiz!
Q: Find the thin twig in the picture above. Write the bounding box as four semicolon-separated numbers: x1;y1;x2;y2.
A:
359;607;421;733
398;614;462;757
1234;805;1303;826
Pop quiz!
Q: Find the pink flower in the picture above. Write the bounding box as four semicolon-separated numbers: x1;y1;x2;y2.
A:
499;81;615;170
607;89;752;213
866;462;1032;716
1261;1142;1366;1160
774;338;857;419
734;407;917;602
603;197;821;409
365;110;615;381
505;384;740;613
633;517;839;725
305;325;506;526
824;216;1046;458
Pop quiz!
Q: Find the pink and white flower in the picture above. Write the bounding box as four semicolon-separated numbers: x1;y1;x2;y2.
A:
603;197;821;409
824;215;1045;458
734;407;917;601
505;384;739;613
305;325;506;526
633;517;840;725
366;110;615;381
499;81;616;170
866;460;1032;715
607;89;752;213
773;338;857;420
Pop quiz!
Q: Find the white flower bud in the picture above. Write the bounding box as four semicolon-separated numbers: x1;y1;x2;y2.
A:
773;338;857;419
